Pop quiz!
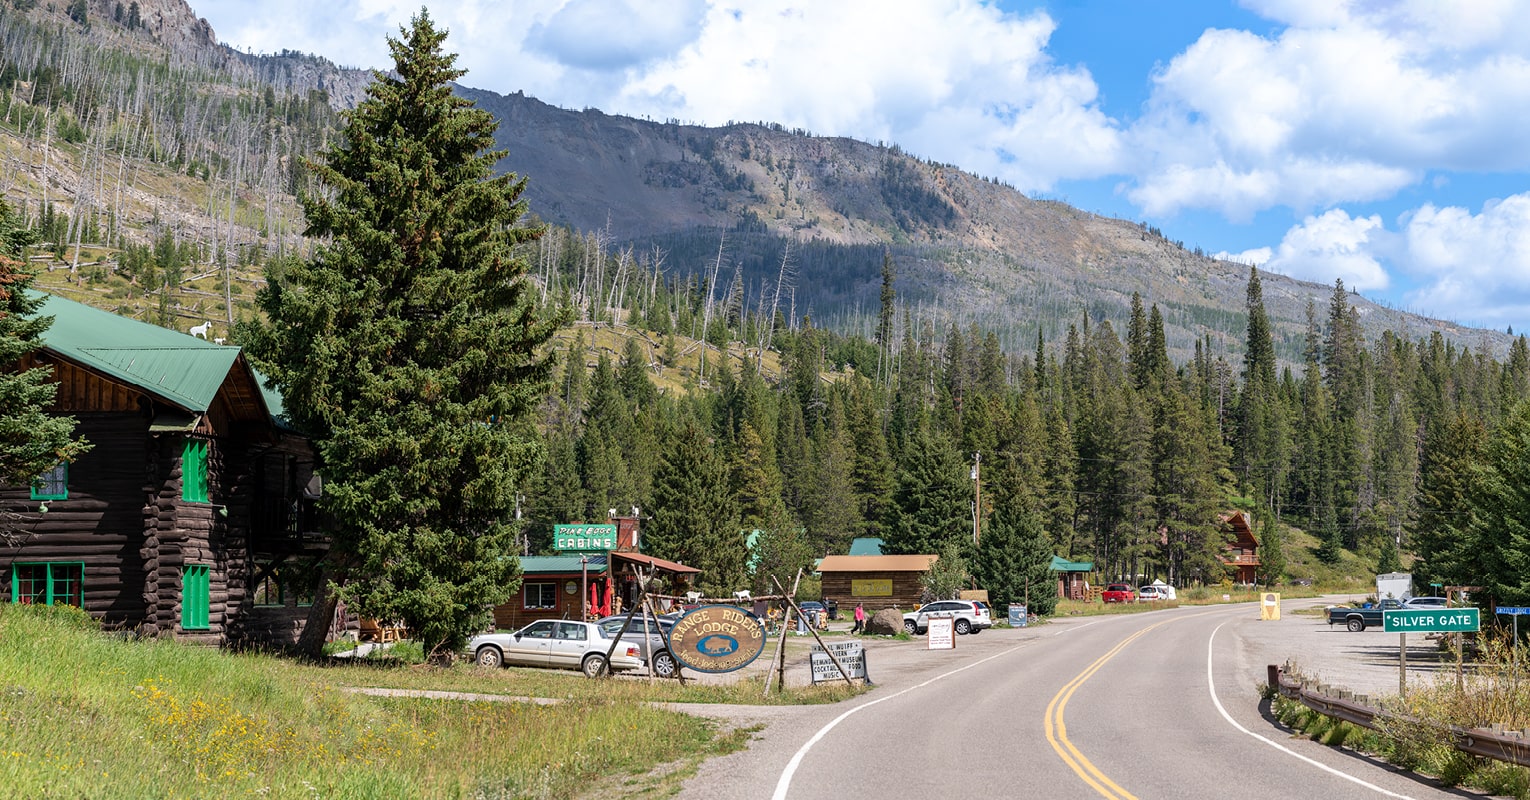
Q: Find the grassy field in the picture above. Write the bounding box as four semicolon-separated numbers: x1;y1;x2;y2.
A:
0;604;866;799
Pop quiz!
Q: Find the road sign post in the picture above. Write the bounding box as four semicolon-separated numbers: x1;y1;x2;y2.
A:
1385;608;1480;697
1496;607;1530;668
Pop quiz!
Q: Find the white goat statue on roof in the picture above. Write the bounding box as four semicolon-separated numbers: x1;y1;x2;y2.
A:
188;322;211;339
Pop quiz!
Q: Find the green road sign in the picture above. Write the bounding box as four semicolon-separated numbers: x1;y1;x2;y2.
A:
1383;607;1480;633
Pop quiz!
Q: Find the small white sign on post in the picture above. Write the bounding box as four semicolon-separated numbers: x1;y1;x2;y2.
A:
926;615;956;649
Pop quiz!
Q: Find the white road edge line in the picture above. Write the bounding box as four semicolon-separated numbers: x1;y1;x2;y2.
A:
1207;620;1418;799
770;623;1096;800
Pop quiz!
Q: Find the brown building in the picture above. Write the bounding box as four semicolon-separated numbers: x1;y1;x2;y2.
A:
818;554;938;612
1;293;324;646
1221;510;1261;584
489;547;700;631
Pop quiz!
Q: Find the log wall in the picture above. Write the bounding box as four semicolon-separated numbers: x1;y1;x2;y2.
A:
819;570;927;612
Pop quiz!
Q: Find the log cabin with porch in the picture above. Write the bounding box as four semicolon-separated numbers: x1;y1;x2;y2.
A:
1220;510;1261;584
0;293;326;646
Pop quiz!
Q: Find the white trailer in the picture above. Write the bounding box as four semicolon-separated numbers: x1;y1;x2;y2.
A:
1376;572;1412;601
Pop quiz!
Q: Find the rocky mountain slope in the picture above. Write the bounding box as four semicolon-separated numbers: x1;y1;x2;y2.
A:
1;0;1508;363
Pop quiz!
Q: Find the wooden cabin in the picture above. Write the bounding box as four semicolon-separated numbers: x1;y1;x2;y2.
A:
1051;556;1093;600
0;293;325;646
489;550;699;631
1220;510;1260;584
818;554;938;611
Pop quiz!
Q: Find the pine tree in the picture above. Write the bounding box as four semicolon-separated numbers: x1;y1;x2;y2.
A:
647;415;746;596
973;507;1057;617
242;13;565;655
883;423;969;556
1255;511;1286;587
1;200;90;531
1235;267;1289;508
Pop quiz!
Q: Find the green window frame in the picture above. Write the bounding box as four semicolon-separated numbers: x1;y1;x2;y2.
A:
30;462;68;501
11;562;84;607
181;564;210;630
181;440;209;503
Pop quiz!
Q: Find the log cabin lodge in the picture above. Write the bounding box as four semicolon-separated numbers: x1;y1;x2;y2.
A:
1;293;325;646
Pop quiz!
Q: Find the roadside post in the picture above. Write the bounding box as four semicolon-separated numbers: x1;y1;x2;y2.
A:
1384;607;1480;698
1495;607;1530;668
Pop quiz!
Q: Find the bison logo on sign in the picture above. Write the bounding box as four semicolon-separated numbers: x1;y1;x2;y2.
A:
668;606;768;673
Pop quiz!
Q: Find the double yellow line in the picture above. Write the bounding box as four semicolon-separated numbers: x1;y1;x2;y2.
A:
1043;618;1179;800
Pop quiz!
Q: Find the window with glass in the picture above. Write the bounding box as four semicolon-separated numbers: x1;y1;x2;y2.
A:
11;563;84;606
31;463;68;501
181;440;209;503
524;582;557;609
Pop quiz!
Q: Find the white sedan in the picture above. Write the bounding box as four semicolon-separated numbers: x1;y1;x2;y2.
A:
469;619;644;677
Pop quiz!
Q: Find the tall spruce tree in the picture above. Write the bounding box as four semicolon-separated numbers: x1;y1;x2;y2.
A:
1;200;90;536
243;13;564;655
973;506;1057;617
647;415;747;595
883;423;969;556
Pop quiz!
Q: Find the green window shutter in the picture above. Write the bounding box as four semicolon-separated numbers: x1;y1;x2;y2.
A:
30;463;68;501
181;564;210;630
181;440;209;503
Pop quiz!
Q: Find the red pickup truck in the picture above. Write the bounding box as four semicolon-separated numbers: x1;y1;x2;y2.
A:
1102;583;1135;603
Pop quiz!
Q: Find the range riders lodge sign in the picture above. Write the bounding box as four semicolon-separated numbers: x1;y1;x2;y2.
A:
668;606;768;673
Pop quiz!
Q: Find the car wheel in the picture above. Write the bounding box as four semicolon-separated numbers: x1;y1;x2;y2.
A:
582;653;609;678
474;645;503;668
903;619;917;635
652;650;679;679
955;619;972;635
1347;618;1365;633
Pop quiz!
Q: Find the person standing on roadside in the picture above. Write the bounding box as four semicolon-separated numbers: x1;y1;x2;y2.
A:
852;603;866;634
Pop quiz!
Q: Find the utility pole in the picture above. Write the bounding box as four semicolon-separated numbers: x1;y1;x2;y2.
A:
971;452;981;545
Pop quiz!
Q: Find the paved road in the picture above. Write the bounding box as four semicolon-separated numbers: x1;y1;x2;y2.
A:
674;597;1501;800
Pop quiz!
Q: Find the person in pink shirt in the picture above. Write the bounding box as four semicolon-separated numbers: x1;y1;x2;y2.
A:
851;603;866;634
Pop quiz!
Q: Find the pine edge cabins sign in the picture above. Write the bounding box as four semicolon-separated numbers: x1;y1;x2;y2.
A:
667;605;768;673
553;524;617;552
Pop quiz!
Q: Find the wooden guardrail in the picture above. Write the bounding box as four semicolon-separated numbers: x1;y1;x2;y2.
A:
1269;664;1530;767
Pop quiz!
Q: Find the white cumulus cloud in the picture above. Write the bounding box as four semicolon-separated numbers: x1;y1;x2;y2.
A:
1125;1;1530;218
1260;209;1390;291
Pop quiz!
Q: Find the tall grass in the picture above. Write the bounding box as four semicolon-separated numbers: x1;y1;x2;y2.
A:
0;604;742;798
1275;636;1530;797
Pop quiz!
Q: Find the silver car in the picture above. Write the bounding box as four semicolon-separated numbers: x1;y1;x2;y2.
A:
469;619;644;677
595;614;680;679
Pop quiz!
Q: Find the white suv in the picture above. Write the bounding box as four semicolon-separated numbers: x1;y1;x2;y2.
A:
902;600;992;635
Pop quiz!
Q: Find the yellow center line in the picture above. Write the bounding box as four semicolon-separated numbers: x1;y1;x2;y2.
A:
1044;609;1227;799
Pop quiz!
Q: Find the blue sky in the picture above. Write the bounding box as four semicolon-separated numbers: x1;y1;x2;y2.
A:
193;1;1530;331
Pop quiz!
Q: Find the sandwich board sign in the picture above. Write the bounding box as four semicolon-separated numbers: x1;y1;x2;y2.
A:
926;615;955;649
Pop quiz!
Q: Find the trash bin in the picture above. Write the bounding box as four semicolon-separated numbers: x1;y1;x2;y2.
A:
826;599;839;620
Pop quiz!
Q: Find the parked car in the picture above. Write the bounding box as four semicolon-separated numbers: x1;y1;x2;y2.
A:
1404;596;1449;610
797;601;827;629
1102;583;1135;603
902;600;992;635
1137;585;1165;602
595;614;679;679
469;619;644;677
1327;598;1406;632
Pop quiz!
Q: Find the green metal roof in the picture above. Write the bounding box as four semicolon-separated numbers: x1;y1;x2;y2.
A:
520;555;608;574
1050;555;1093;572
35;292;241;413
848;537;885;556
